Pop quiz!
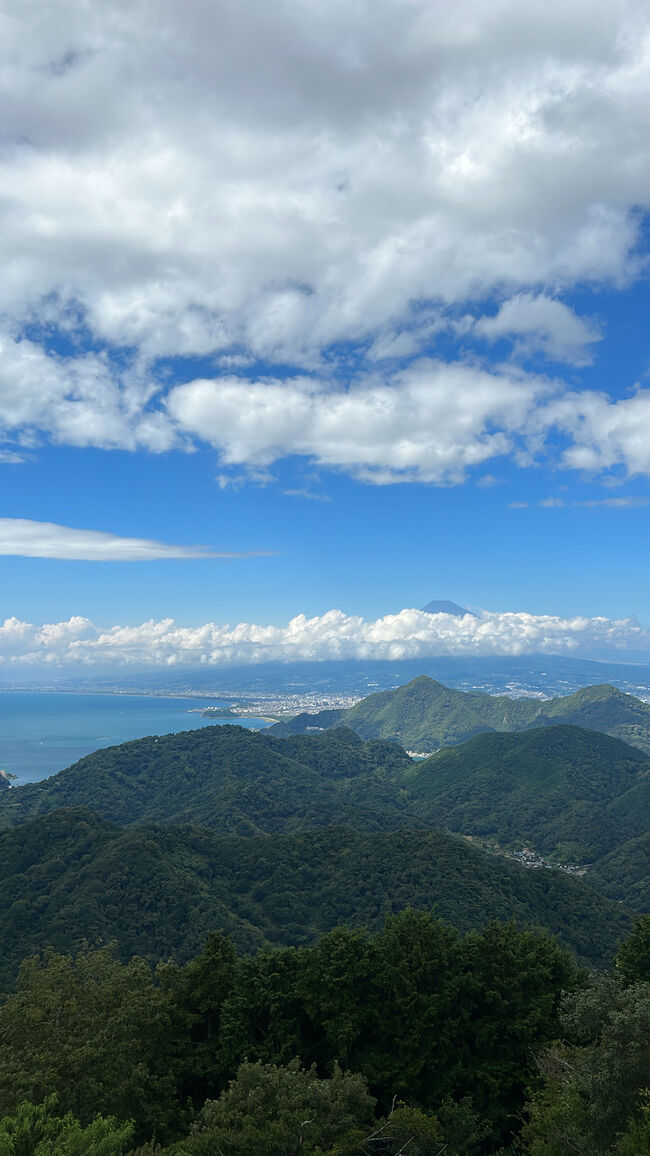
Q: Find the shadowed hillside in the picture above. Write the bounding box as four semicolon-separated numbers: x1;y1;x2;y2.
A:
0;806;633;986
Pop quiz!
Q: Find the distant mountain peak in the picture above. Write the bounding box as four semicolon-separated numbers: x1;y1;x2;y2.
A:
421;600;475;617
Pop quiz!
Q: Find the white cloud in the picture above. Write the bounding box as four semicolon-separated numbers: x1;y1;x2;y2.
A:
474;294;602;365
545;389;650;476
0;607;647;667
0;333;175;451
0;1;649;364
572;495;650;507
167;360;548;484
1;1;650;485
0;518;271;561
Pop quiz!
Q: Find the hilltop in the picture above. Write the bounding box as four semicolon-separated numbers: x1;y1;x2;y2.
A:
420;599;475;616
0;725;415;835
269;674;650;753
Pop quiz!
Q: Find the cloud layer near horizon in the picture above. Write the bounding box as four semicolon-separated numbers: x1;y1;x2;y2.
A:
1;608;647;668
2;1;650;485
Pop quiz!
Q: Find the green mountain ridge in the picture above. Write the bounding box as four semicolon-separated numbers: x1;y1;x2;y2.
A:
405;724;650;865
1;709;648;994
269;675;650;753
2;717;649;910
0;806;633;986
0;725;417;835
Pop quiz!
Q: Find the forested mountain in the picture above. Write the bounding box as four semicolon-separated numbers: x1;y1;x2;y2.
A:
0;725;416;835
270;674;650;752
0;806;632;986
405;724;650;866
1;712;649;1153
1;719;649;911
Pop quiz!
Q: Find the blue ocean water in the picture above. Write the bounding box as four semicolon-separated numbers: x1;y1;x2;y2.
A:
0;692;272;784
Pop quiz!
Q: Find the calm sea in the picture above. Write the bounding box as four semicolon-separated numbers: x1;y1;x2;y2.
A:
0;692;272;785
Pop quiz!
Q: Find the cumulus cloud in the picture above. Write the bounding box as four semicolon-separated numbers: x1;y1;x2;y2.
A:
0;7;647;337
0;518;271;561
0;334;175;451
0;607;647;668
474;294;602;365
1;1;650;484
1;0;646;364
167;360;548;484
546;389;650;476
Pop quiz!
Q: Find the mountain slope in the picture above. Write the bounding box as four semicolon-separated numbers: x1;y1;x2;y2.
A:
0;807;633;986
2;717;648;914
269;675;650;754
0;725;416;834
404;724;650;863
524;682;650;752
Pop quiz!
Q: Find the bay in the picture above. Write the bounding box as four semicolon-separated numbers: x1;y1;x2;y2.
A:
0;691;272;784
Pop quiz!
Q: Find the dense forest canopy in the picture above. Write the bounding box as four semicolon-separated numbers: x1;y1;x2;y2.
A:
0;807;632;988
1;718;648;910
0;915;649;1154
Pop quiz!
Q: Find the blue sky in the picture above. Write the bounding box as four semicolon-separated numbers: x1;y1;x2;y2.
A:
3;0;650;668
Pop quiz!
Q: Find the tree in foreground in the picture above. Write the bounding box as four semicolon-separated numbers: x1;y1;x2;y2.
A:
178;1059;376;1155
616;914;650;984
521;975;650;1155
0;1094;134;1155
0;947;183;1144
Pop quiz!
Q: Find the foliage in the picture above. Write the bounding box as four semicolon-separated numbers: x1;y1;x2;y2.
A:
0;725;414;835
0;947;184;1144
0;681;648;1153
270;676;650;755
521;976;650;1155
0;917;581;1153
381;1103;444;1155
178;1059;375;1155
615;914;650;983
406;724;650;866
0;1095;134;1155
0;810;630;990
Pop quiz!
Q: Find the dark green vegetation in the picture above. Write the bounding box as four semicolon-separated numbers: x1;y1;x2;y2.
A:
521;970;650;1154
0;914;584;1153
406;724;650;869
1;718;648;911
2;688;650;1153
0;726;415;834
270;674;650;753
0;807;632;988
2;916;650;1154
